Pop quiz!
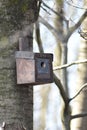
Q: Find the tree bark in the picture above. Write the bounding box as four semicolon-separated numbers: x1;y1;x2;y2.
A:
0;0;41;129
54;1;70;130
71;17;87;130
0;25;33;130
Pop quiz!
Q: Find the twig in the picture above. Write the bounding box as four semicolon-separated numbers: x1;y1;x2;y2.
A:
35;21;44;53
78;28;87;40
41;5;51;15
42;1;67;22
53;73;69;104
39;16;63;42
69;83;87;102
65;0;87;10
71;113;87;120
64;10;87;42
39;9;87;44
54;59;87;70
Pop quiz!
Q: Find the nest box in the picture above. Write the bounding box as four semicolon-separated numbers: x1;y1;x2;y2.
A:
15;51;53;85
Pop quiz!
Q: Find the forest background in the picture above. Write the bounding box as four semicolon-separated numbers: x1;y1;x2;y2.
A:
34;0;87;130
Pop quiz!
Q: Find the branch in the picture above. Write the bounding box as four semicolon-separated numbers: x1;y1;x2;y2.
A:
41;5;51;15
63;10;87;42
39;16;63;42
71;113;87;120
78;28;87;40
39;10;87;44
35;24;68;104
69;83;87;102
42;1;67;22
35;21;44;53
37;0;42;13
53;59;87;70
35;23;68;105
53;73;69;104
65;0;87;10
35;23;69;105
35;19;68;104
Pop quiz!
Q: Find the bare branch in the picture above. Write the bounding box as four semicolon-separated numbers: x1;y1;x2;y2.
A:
39;9;87;44
78;28;87;40
53;73;69;104
35;22;69;105
69;83;87;102
54;59;87;70
37;0;42;13
41;5;51;15
39;16;63;41
42;1;67;22
71;113;87;120
35;34;69;104
35;21;44;53
65;0;87;10
63;10;87;42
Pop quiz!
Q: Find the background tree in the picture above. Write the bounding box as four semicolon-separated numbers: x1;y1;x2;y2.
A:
71;1;87;129
34;0;87;130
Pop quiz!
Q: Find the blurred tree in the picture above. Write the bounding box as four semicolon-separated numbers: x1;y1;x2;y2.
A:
71;3;87;129
36;0;87;130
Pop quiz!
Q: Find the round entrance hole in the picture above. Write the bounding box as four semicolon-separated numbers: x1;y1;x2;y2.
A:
41;62;46;68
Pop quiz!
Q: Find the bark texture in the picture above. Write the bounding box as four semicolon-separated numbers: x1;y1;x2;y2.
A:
0;0;40;37
0;26;33;130
0;0;40;129
71;18;87;130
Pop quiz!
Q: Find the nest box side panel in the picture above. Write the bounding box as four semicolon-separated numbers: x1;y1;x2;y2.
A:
16;59;35;84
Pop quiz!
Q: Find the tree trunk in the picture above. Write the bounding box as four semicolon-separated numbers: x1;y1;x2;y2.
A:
0;25;33;130
71;17;87;130
54;1;71;130
0;0;41;129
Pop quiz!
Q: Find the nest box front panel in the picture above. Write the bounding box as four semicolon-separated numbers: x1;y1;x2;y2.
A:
16;58;35;84
35;54;53;83
36;58;50;79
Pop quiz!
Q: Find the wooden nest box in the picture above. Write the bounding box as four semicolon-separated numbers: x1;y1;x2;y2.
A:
15;51;53;85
